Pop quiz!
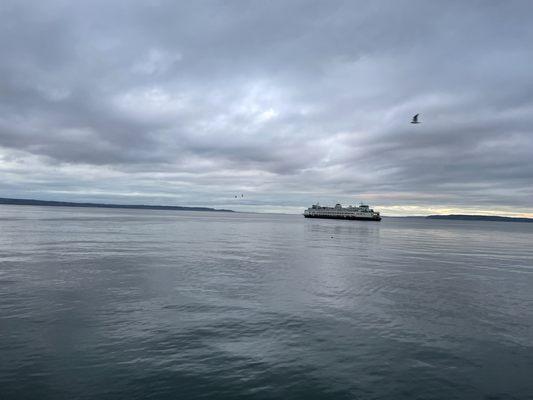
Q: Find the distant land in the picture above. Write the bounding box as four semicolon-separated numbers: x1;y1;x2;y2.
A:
0;197;234;213
427;214;533;223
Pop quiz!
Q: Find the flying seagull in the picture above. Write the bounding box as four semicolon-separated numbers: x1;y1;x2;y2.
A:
411;114;420;124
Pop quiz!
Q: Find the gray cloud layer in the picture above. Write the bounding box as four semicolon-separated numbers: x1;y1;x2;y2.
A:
1;0;532;215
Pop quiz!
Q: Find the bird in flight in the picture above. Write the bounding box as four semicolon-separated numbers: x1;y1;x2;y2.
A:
411;114;420;124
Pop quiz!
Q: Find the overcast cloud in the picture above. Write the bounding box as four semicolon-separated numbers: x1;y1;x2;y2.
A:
1;0;532;215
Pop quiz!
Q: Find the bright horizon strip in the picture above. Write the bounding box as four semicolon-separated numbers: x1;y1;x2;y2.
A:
2;192;533;218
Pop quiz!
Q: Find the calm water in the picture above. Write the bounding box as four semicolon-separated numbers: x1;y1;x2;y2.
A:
1;205;532;400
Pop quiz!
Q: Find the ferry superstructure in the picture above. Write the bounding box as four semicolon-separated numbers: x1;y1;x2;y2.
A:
304;203;381;221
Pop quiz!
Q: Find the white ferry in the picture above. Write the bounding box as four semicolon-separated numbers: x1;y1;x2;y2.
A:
304;203;381;221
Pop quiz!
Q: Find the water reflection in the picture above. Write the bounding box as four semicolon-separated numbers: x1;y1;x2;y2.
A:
1;206;532;399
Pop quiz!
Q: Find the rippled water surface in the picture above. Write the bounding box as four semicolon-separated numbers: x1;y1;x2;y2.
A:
1;205;532;399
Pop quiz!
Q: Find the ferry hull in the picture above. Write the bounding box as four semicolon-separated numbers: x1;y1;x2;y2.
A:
304;214;381;221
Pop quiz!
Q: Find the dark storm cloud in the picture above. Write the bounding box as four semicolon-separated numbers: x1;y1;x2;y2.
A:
1;0;533;214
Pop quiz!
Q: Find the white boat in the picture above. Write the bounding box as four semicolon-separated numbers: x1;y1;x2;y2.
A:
304;203;381;221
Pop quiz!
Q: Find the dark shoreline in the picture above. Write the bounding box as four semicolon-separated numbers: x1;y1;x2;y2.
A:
0;197;233;213
426;214;533;223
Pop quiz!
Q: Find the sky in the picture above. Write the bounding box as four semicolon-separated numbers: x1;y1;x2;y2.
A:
1;0;532;216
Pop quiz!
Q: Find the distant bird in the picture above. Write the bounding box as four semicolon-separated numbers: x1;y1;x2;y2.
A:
234;195;237;198
411;114;420;124
241;194;243;198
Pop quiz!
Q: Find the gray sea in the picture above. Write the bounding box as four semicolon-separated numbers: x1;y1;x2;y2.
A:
1;205;532;400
